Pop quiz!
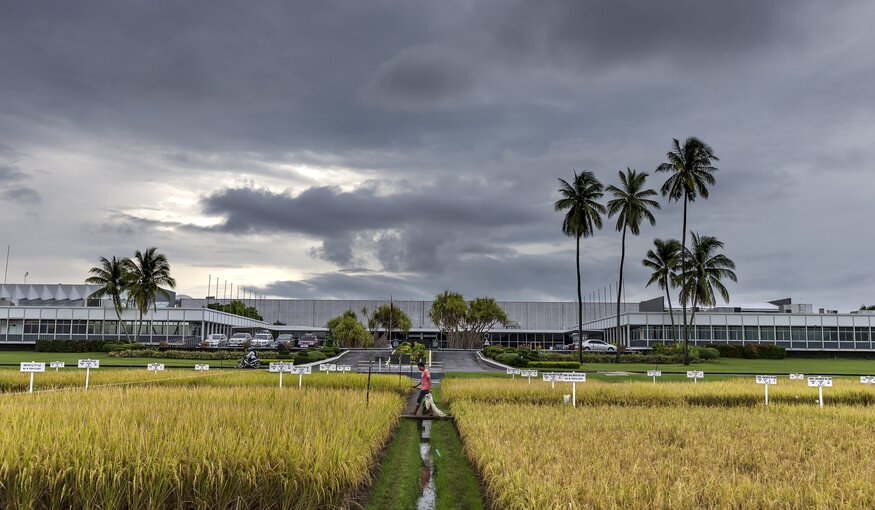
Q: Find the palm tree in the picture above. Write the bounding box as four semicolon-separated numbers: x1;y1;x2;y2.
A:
606;168;660;360
678;232;737;326
643;239;682;343
656;137;719;364
124;248;177;343
85;256;133;342
555;170;606;362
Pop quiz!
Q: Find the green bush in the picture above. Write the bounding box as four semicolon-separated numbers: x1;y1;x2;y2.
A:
102;342;146;352
743;343;760;359
706;344;745;358
527;361;581;369
755;344;786;359
495;352;527;367
294;351;328;364
537;352;579;362
698;347;720;360
109;349;277;360
35;339;107;352
483;345;504;358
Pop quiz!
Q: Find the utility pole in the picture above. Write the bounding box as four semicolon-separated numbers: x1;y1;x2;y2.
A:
207;274;211;303
3;245;9;285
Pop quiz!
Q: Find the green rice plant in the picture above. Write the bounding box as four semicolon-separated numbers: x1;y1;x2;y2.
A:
0;385;403;509
454;402;875;509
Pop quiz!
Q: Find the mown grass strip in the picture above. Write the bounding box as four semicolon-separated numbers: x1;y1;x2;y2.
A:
432;420;485;510
365;419;423;510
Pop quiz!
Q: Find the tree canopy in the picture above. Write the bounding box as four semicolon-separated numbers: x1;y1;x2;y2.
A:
429;291;508;349
326;310;372;348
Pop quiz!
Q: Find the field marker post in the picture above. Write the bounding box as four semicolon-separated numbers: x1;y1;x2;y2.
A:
21;362;45;393
366;356;372;408
78;359;99;390
572;381;576;408
756;375;777;405
50;361;64;372
687;371;703;384
648;370;662;384
807;376;832;408
551;372;585;408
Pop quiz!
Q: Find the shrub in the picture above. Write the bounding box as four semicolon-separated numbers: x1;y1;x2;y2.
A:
755;344;786;359
35;339;107;353
743;343;760;359
295;351;328;364
706;344;745;358
527;361;581;369
537;352;579;362
698;347;720;360
484;346;504;358
109;349;271;360
495;352;527;367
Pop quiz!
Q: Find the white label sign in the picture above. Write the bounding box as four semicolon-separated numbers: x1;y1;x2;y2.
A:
78;359;100;369
289;366;312;375
147;363;165;371
194;364;210;371
520;369;539;378
807;376;833;387
269;362;294;373
319;363;330;372
687;371;704;379
550;372;587;382
328;364;337;372
860;376;875;384
789;373;804;380
506;368;521;375
20;362;46;373
756;375;778;385
338;364;352;372
50;361;65;369
647;370;662;377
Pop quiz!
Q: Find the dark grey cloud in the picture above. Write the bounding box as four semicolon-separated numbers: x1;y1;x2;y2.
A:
1;0;874;311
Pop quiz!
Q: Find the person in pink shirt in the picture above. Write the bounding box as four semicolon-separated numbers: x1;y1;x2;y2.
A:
412;361;431;415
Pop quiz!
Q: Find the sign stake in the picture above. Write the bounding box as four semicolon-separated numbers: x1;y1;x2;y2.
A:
29;371;35;393
818;386;823;408
85;367;90;390
572;381;576;408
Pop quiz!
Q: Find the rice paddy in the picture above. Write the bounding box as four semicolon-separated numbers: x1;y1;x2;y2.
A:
0;370;407;509
446;375;875;509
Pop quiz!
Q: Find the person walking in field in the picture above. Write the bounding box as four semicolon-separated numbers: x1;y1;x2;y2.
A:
411;361;431;416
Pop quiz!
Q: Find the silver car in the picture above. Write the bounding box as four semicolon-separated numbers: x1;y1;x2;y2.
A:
227;332;252;348
251;332;276;349
581;339;617;352
204;333;227;348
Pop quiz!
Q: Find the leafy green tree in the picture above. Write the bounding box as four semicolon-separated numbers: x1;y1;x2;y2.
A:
428;292;508;349
207;299;263;320
643;238;682;341
657;137;719;364
326;310;372;347
85;256;133;342
554;170;605;362
124;248;176;343
678;233;737;326
370;303;412;340
606;168;659;358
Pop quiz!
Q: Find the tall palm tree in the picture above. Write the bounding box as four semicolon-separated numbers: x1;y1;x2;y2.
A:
606;168;660;360
555;170;605;362
678;232;737;326
124;248;176;343
85;256;133;342
656;137;719;364
643;238;682;343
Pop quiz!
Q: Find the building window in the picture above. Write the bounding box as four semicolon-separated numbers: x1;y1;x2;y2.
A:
696;326;711;341
24;320;40;334
760;326;775;341
855;328;871;343
39;320;56;335
728;326;743;343
88;321;103;335
775;327;790;342
823;327;838;342
713;325;727;341
806;327;822;342
743;326;759;342
72;320;87;335
56;320;72;334
102;321;118;335
0;319;6;334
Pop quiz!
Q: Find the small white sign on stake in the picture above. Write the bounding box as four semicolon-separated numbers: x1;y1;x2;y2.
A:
807;376;832;408
194;364;210;371
20;362;46;394
50;361;65;371
789;373;804;380
147;363;165;372
319;363;330;372
269;362;294;387
687;371;704;383
337;364;352;372
520;369;538;384
755;375;778;405
288;365;311;389
860;376;875;384
506;368;521;379
78;359;100;390
647;370;662;383
548;372;587;407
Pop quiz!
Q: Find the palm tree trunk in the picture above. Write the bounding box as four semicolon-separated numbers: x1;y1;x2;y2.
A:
681;196;689;365
114;296;132;343
136;310;143;344
665;286;676;342
615;225;626;363
576;234;583;364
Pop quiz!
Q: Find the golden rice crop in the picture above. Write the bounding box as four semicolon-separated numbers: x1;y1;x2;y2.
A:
0;368;407;395
0;385;403;509
443;376;875;407
454;401;875;509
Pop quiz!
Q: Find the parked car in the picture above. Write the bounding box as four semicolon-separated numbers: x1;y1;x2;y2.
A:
204;333;228;348
276;334;295;346
297;333;319;348
227;332;252;348
251;332;276;349
581;339;616;352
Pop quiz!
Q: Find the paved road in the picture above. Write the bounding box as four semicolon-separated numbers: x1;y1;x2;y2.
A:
338;349;392;367
433;350;503;373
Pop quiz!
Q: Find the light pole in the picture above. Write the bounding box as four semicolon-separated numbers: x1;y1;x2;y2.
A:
23;272;28;284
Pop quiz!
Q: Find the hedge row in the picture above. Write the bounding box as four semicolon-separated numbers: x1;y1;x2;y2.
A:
705;343;786;359
527;361;582;369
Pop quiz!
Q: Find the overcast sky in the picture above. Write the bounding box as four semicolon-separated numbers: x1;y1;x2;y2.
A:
1;0;874;310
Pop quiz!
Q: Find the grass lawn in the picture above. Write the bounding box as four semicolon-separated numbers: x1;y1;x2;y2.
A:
0;351;239;368
365;420;423;510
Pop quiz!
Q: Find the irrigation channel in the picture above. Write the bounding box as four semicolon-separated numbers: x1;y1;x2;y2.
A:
417;420;436;510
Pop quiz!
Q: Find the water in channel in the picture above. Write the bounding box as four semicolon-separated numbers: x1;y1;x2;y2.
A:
416;419;436;510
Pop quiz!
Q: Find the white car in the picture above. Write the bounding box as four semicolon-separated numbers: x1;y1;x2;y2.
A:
581;339;617;352
204;333;228;348
251;332;276;349
227;332;252;348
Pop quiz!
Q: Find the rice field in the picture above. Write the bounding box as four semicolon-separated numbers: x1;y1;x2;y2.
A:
442;376;875;407
0;368;407;394
453;401;875;509
0;384;404;509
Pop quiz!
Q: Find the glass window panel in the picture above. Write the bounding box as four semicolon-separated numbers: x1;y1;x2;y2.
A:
56;320;71;334
744;326;759;342
696;326;711;341
791;327;807;341
24;320;40;334
775;327;790;341
823;327;838;342
855;328;870;342
839;327;853;342
0;319;7;334
39;320;56;334
807;327;822;342
728;326;743;342
88;321;103;335
713;325;727;341
760;326;775;341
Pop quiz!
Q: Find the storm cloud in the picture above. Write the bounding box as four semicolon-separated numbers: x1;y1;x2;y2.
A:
1;1;874;309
